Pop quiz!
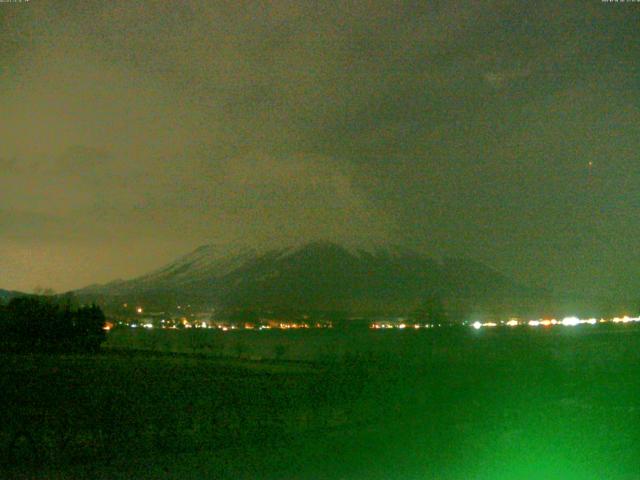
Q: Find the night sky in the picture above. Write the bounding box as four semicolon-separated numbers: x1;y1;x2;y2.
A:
1;1;639;300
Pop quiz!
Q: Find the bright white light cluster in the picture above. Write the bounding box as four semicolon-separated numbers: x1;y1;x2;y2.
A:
612;316;640;324
473;321;497;329
470;315;640;329
371;323;437;330
561;316;580;326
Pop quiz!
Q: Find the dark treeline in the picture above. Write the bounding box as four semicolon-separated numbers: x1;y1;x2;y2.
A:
0;295;106;353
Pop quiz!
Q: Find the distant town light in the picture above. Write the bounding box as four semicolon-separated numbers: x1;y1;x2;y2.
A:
472;321;482;330
561;316;580;327
528;320;540;327
136;307;143;314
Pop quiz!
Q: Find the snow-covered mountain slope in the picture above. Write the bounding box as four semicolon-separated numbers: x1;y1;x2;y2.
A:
76;240;545;316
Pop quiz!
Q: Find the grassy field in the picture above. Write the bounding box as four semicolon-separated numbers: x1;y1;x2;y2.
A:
2;325;640;479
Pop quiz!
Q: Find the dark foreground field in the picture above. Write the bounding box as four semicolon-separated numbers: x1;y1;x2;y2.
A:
2;326;640;479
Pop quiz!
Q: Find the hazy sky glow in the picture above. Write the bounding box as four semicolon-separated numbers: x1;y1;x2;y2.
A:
1;1;639;297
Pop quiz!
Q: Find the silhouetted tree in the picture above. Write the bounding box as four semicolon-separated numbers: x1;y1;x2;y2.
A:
0;296;106;353
73;304;106;352
33;286;56;296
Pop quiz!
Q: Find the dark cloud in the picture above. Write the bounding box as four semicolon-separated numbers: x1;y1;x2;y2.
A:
1;1;639;298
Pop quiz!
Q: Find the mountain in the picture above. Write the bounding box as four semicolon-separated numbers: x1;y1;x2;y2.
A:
76;241;552;319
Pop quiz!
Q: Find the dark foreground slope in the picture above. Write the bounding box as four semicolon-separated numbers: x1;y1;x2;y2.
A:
2;326;640;479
